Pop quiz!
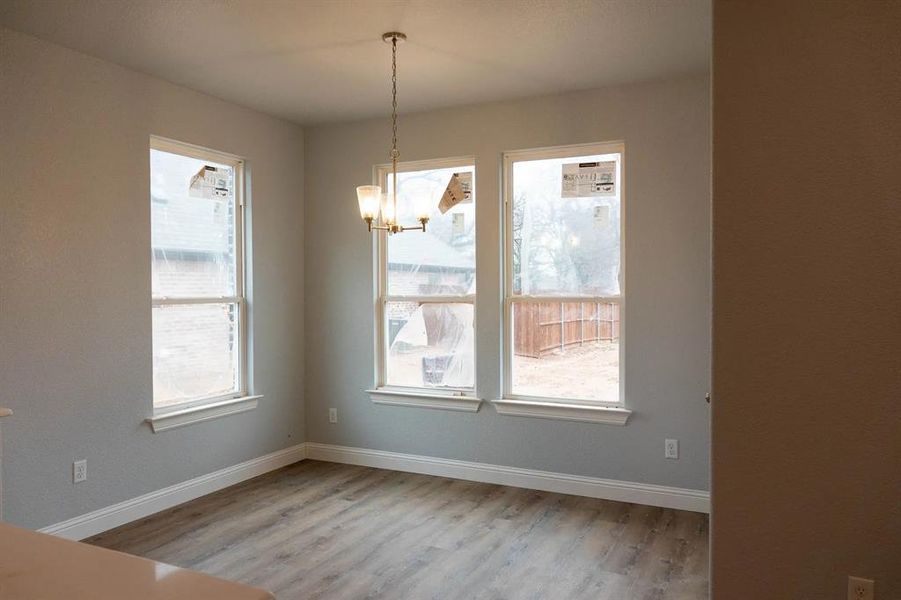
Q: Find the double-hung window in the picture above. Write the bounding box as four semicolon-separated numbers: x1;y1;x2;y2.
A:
149;137;249;420
501;142;628;422
371;158;477;408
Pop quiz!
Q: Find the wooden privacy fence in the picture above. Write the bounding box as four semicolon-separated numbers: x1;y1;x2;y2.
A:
514;301;620;358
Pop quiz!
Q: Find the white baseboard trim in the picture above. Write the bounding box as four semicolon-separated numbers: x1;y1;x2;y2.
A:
38;441;707;540
39;444;307;540
305;442;709;513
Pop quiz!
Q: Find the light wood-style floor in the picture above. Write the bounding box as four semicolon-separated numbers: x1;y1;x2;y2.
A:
87;461;709;599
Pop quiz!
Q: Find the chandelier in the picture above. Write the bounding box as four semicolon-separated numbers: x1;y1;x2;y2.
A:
356;32;429;235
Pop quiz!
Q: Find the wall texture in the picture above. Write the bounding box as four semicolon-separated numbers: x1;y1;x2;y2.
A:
712;1;901;597
304;76;711;491
0;28;305;529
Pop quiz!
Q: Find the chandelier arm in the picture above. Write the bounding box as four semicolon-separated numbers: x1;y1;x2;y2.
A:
395;218;428;233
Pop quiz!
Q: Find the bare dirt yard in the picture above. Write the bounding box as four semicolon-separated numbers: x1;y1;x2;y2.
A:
387;341;619;401
513;342;619;401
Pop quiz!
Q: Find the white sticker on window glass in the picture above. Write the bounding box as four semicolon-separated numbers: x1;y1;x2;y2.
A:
439;171;474;213
189;165;232;199
562;161;615;197
453;213;465;236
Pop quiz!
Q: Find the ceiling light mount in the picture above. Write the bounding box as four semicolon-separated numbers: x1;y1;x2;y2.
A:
381;32;407;44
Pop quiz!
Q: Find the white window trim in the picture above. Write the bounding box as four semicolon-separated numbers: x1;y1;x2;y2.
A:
148;136;257;428
367;388;482;412
498;141;631;425
491;398;630;425
146;395;262;433
368;156;481;411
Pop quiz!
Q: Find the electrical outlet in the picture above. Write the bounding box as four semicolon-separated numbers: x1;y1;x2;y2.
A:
848;576;874;600
665;439;679;460
73;459;87;483
328;408;338;424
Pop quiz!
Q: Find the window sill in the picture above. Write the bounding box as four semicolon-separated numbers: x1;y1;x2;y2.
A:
367;389;482;412
491;398;631;425
146;395;262;433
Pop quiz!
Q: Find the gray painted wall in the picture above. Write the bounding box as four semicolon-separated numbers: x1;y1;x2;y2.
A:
0;28;305;529
304;76;710;491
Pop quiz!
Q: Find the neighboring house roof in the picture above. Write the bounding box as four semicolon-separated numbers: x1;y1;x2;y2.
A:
388;232;473;270
151;192;472;270
151;195;232;255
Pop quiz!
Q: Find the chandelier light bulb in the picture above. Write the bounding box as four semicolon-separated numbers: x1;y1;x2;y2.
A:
357;185;381;221
413;194;431;221
380;192;396;226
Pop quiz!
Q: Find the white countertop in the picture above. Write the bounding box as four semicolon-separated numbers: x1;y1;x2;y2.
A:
0;523;274;600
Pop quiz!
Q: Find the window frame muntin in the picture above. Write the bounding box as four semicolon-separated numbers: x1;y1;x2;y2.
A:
373;156;477;396
502;141;626;408
149;136;248;415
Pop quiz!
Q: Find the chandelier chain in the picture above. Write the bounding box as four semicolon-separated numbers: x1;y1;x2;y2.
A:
390;36;399;161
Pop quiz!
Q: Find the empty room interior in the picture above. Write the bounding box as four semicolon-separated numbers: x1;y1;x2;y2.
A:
0;1;898;599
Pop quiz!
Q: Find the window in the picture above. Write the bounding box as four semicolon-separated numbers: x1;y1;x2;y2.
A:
150;138;247;415
373;159;476;400
503;142;624;408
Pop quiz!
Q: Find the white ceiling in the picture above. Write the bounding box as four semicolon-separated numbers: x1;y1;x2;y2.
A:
0;0;710;125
